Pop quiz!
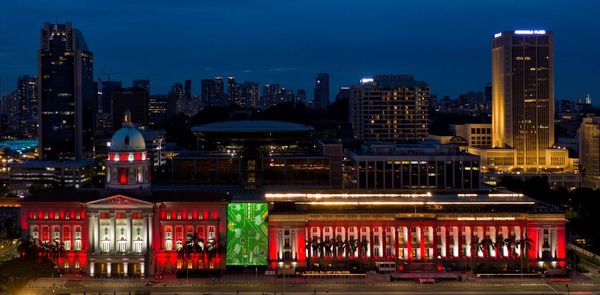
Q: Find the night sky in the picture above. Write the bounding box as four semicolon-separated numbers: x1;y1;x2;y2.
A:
0;0;598;102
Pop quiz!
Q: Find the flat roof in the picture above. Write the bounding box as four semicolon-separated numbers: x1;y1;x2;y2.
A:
192;120;313;133
17;159;96;168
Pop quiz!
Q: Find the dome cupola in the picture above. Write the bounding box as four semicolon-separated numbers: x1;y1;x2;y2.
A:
105;111;151;190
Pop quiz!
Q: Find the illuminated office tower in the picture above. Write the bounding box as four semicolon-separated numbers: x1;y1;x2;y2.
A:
492;30;554;167
39;22;94;160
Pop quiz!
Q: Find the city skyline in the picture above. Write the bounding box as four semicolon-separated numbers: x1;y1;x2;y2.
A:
0;1;599;102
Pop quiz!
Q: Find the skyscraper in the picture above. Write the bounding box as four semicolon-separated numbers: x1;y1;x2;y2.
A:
39;22;94;160
227;77;241;105
132;79;150;94
240;81;259;109
296;89;307;105
13;75;38;136
350;75;429;143
112;87;148;129
184;79;192;100
169;82;183;115
261;83;281;109
492;30;554;167
313;73;330;109
484;82;492;103
201;77;225;108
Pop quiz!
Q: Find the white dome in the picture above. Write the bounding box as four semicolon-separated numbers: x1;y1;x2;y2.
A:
110;126;146;151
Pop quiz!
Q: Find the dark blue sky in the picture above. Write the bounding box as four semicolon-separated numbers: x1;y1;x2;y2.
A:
1;0;598;102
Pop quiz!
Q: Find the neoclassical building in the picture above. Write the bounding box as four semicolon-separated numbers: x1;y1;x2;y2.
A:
266;192;566;273
18;120;567;277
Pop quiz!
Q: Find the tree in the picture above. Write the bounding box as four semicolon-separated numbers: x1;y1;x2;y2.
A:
478;238;495;258
360;238;369;258
0;257;56;294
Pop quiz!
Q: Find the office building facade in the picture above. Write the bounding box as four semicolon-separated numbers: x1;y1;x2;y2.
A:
313;73;330;109
350;75;429;143
492;30;554;167
39;23;94;160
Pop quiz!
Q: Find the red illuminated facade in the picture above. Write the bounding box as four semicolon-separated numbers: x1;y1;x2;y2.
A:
20;194;229;277
20;191;566;276
266;193;567;273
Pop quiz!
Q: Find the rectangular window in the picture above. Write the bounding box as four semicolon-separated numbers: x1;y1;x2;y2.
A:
102;240;111;253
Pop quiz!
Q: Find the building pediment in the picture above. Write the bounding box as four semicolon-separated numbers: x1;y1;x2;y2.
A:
86;194;154;209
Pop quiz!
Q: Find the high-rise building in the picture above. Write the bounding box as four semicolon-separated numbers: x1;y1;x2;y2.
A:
99;81;121;115
132;80;150;94
579;117;600;179
261;83;281;109
169;82;183;116
313;73;330;109
334;86;351;102
112;87;149;129
39;22;94;160
468;30;576;186
201;77;225;108
240;81;259;109
484;83;492;103
148;94;169;126
11;75;38;136
296;89;307;105
350;75;429;143
227;77;241;106
282;88;295;104
492;30;554;167
184;79;192;100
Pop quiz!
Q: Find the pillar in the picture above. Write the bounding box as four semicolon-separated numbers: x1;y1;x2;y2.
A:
111;212;116;253
419;226;425;260
127;213;132;253
123;261;128;278
140;261;145;278
107;261;112;277
90;261;95;277
407;226;412;260
369;227;373;258
96;212;101;252
88;213;94;253
395;226;400;259
148;212;153;250
142;213;147;253
382;227;387;258
305;225;309;259
432;226;438;259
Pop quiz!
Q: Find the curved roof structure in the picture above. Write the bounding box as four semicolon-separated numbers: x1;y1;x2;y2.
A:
110;126;146;151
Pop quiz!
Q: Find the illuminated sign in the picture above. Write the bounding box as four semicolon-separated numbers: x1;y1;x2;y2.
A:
494;32;502;38
514;30;546;35
456;217;516;221
488;193;524;198
226;203;268;266
360;78;374;84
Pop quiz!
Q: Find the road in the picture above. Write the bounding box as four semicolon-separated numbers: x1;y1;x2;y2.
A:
18;274;600;295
